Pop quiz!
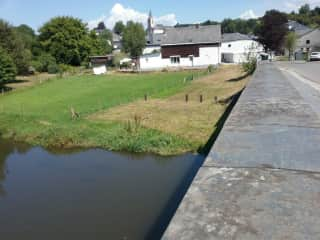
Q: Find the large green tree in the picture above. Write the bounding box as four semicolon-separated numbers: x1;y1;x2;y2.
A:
257;10;288;52
113;21;125;35
122;21;146;58
0;20;31;74
89;29;113;55
38;16;91;65
0;47;16;87
14;24;36;50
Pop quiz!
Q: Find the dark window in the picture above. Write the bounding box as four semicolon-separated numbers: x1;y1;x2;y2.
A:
228;44;232;47
170;56;180;64
306;40;310;44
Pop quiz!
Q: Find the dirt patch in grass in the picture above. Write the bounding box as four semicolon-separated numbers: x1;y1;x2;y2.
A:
90;65;250;147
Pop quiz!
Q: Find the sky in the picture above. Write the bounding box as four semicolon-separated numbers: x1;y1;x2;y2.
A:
0;0;320;30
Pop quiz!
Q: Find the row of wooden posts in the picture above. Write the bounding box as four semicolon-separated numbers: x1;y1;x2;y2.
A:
144;94;219;103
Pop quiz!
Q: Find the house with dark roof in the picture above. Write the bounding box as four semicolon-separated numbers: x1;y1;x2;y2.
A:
287;20;312;37
140;24;222;70
221;33;264;63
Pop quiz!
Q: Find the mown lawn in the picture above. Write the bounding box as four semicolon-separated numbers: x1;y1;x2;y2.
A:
0;71;204;155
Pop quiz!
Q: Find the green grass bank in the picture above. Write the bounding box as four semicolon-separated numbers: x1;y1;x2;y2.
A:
0;71;203;155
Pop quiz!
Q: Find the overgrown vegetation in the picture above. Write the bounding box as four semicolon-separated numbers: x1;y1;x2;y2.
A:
242;59;257;75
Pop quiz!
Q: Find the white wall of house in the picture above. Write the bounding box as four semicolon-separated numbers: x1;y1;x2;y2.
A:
140;53;164;70
221;40;263;63
140;46;220;70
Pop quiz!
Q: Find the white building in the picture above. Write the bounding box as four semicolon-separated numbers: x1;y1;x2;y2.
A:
140;24;222;71
221;33;264;63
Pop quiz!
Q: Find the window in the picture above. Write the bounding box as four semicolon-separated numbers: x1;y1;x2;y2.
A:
189;55;194;61
306;40;310;44
228;44;232;48
170;56;180;64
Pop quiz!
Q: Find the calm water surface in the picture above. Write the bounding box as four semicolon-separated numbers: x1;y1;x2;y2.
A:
0;138;204;240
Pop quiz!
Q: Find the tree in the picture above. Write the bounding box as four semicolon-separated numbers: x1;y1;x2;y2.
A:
38;16;91;66
13;24;36;50
96;21;106;31
0;19;31;74
113;21;125;35
285;32;297;60
122;21;146;58
88;29;113;55
299;4;311;15
257;10;288;52
0;47;16;87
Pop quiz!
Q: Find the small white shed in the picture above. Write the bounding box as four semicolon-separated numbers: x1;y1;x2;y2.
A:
89;55;113;75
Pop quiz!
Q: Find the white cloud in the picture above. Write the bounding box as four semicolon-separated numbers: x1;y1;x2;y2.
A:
239;9;258;20
88;3;177;30
283;0;320;11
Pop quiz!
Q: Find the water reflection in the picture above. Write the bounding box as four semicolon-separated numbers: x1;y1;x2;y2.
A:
0;139;31;196
0;138;204;240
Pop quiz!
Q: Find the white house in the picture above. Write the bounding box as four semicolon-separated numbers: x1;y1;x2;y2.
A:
140;24;222;71
221;33;264;63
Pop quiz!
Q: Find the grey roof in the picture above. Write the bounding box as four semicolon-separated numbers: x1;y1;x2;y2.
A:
287;20;312;37
160;25;221;45
222;33;252;42
146;33;166;46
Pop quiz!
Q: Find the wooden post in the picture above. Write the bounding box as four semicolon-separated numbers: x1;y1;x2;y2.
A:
214;96;218;104
185;94;189;103
144;94;147;101
200;95;203;103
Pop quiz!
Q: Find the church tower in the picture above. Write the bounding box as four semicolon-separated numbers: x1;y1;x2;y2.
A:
147;10;154;44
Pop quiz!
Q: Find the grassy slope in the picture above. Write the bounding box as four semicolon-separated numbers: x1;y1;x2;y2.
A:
0;72;199;155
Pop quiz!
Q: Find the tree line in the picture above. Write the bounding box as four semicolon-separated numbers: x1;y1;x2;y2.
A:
0;17;146;88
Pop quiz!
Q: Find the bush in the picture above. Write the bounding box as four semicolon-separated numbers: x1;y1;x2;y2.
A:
242;58;257;75
32;53;57;72
0;47;16;86
207;65;214;73
112;52;128;67
47;62;60;74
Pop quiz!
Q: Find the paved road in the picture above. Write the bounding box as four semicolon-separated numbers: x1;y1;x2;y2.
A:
278;61;320;84
162;62;320;240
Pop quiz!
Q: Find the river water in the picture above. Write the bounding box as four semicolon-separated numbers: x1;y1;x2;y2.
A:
0;138;204;240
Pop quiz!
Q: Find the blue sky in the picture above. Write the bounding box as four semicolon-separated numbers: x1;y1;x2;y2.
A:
0;0;319;30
